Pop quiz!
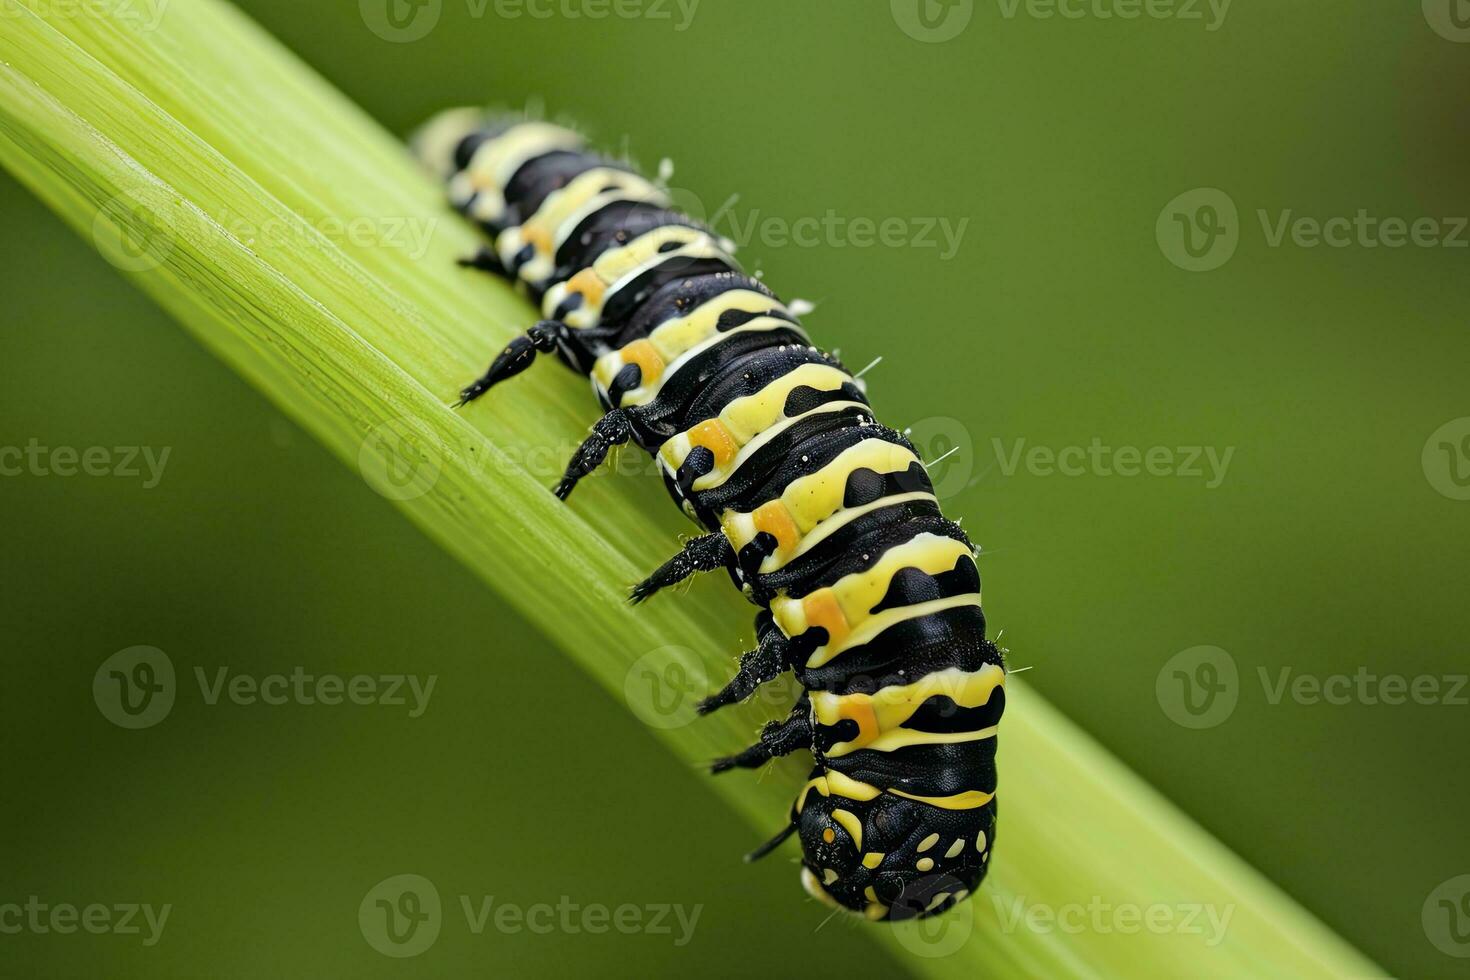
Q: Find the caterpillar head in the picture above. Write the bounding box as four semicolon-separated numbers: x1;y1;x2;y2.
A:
793;789;993;921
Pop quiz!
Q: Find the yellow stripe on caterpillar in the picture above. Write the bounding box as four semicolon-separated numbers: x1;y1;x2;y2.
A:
889;787;996;811
804;594;984;669
710;441;927;570
591;290;788;397
722;363;854;444
780;439;922;534
542;228;735;329
415;107;490;179
497;167;667;284
596;225;708;282
456;121;583;220
690;400;870;494
810;664;1004;757
795;771;881;813
632;320;804;409
647;290;788;361
770;533;972;639
720;489;937;577
656;367;853;475
831;808;863;850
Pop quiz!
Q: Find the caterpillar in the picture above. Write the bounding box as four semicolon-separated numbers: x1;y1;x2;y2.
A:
412;110;1005;922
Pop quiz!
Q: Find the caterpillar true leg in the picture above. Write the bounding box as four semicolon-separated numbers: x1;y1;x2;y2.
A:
745;822;798;864
455;320;569;407
697;613;792;715
456;245;505;276
628;532;734;604
552;409;632;500
710;698;812;774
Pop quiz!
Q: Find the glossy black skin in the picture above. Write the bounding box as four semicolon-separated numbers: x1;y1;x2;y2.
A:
444;124;1004;919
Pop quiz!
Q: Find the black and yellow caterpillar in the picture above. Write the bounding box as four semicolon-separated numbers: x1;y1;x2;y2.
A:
413;111;1005;922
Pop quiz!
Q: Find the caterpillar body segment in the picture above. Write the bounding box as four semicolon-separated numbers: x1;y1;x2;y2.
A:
415;111;1004;922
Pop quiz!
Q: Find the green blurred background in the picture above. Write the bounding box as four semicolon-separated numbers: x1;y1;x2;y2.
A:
3;0;1468;976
